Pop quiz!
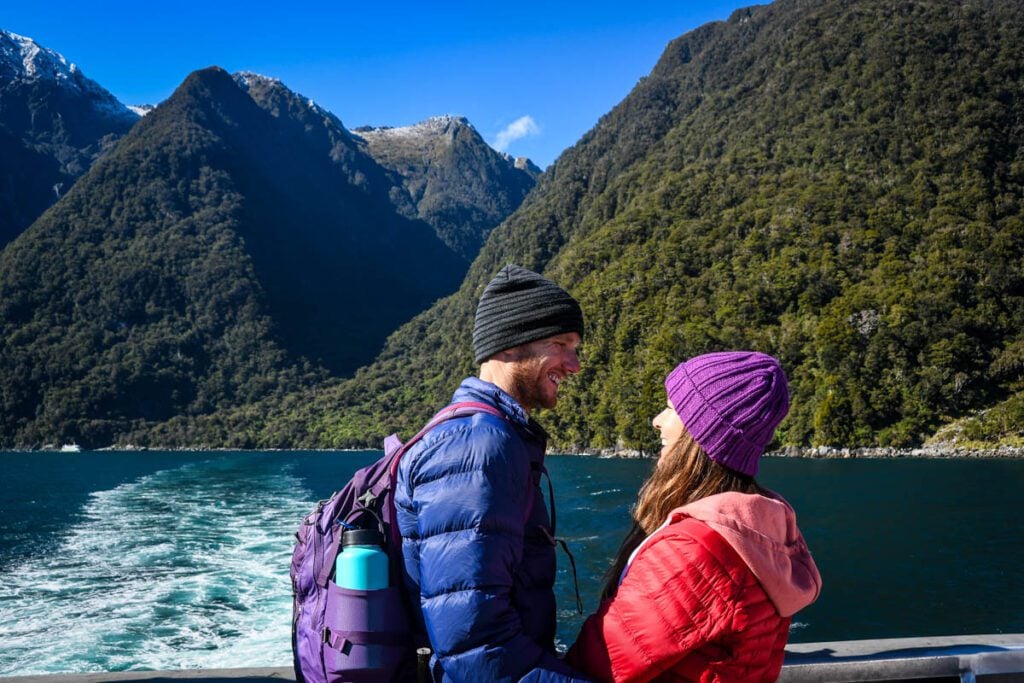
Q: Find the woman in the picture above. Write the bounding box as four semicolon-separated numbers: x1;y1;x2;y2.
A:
566;351;822;682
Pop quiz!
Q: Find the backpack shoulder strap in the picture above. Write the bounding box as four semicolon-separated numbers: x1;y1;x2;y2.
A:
381;401;505;552
314;402;506;589
386;400;504;477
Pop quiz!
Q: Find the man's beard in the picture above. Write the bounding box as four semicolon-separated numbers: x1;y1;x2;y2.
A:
506;360;553;412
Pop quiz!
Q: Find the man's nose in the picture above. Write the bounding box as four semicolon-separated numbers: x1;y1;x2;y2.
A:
565;349;581;373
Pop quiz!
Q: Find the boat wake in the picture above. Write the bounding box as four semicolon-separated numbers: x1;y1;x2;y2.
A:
0;454;314;675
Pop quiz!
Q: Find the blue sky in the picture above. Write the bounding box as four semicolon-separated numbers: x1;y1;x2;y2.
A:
5;1;760;169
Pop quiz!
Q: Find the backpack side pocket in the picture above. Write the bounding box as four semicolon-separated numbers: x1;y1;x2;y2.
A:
322;581;412;681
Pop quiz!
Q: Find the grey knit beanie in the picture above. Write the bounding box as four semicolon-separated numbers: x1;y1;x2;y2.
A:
473;264;584;363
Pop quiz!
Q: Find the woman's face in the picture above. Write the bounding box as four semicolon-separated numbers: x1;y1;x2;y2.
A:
652;400;686;460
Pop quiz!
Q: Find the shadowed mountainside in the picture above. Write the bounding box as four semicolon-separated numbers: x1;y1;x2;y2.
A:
0;29;138;247
0;67;471;447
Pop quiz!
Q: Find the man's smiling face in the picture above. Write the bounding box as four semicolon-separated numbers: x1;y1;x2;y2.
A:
503;332;582;411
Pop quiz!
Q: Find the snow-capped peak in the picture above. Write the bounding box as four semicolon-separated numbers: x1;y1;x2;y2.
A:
355;115;473;141
233;70;281;89
128;104;155;117
231;70;351;138
422;114;472;130
0;29;138;121
232;70;336;120
1;29;77;82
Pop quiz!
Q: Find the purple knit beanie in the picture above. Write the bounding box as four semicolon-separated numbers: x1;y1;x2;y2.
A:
664;351;789;477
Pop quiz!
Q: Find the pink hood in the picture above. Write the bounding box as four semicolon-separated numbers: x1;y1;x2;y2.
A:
668;490;822;618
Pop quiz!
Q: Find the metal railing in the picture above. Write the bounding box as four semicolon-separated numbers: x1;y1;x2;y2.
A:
781;634;1024;682
4;634;1024;682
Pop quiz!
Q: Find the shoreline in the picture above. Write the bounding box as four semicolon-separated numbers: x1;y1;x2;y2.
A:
560;443;1024;459
771;444;1024;460
3;444;1023;459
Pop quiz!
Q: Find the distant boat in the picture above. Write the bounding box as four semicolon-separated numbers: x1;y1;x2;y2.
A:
60;443;81;453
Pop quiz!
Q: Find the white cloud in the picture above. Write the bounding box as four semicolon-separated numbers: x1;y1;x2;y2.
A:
492;115;540;152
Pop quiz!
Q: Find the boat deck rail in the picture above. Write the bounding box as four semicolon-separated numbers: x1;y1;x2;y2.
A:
781;634;1024;682
3;634;1023;682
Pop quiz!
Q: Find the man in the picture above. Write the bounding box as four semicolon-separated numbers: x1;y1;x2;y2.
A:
395;264;588;682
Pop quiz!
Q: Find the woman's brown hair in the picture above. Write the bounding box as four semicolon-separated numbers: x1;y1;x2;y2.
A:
600;431;761;600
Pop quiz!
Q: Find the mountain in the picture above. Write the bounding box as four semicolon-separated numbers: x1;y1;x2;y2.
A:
0;30;138;247
167;0;1024;451
128;104;155;117
354;116;540;260
0;66;475;448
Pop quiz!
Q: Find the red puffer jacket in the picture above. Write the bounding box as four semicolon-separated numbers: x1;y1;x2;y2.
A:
566;491;821;683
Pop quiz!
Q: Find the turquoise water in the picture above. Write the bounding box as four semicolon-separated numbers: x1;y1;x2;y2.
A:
1;451;1022;674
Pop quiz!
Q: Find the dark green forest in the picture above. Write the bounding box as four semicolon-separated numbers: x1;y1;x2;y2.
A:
144;0;1024;452
0;68;509;448
4;0;1024;452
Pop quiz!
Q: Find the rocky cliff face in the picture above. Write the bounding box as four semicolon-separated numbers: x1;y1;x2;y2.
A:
355;115;539;260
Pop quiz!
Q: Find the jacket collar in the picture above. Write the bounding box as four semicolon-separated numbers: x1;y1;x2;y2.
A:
667;491;822;618
453;376;549;441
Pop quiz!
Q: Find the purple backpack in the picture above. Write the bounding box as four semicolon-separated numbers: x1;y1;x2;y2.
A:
290;401;502;683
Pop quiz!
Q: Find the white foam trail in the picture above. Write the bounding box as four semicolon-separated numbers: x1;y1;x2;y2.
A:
0;456;315;675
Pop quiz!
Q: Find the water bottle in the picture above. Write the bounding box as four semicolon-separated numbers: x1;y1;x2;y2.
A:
336;525;389;590
332;522;393;681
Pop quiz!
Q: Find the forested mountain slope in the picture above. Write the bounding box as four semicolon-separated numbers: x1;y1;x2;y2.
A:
0;67;468;447
143;0;1024;450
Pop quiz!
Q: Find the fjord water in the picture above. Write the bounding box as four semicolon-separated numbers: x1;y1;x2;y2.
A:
1;452;1022;675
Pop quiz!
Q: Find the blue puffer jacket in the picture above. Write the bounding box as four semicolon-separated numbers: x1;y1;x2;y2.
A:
395;377;586;682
